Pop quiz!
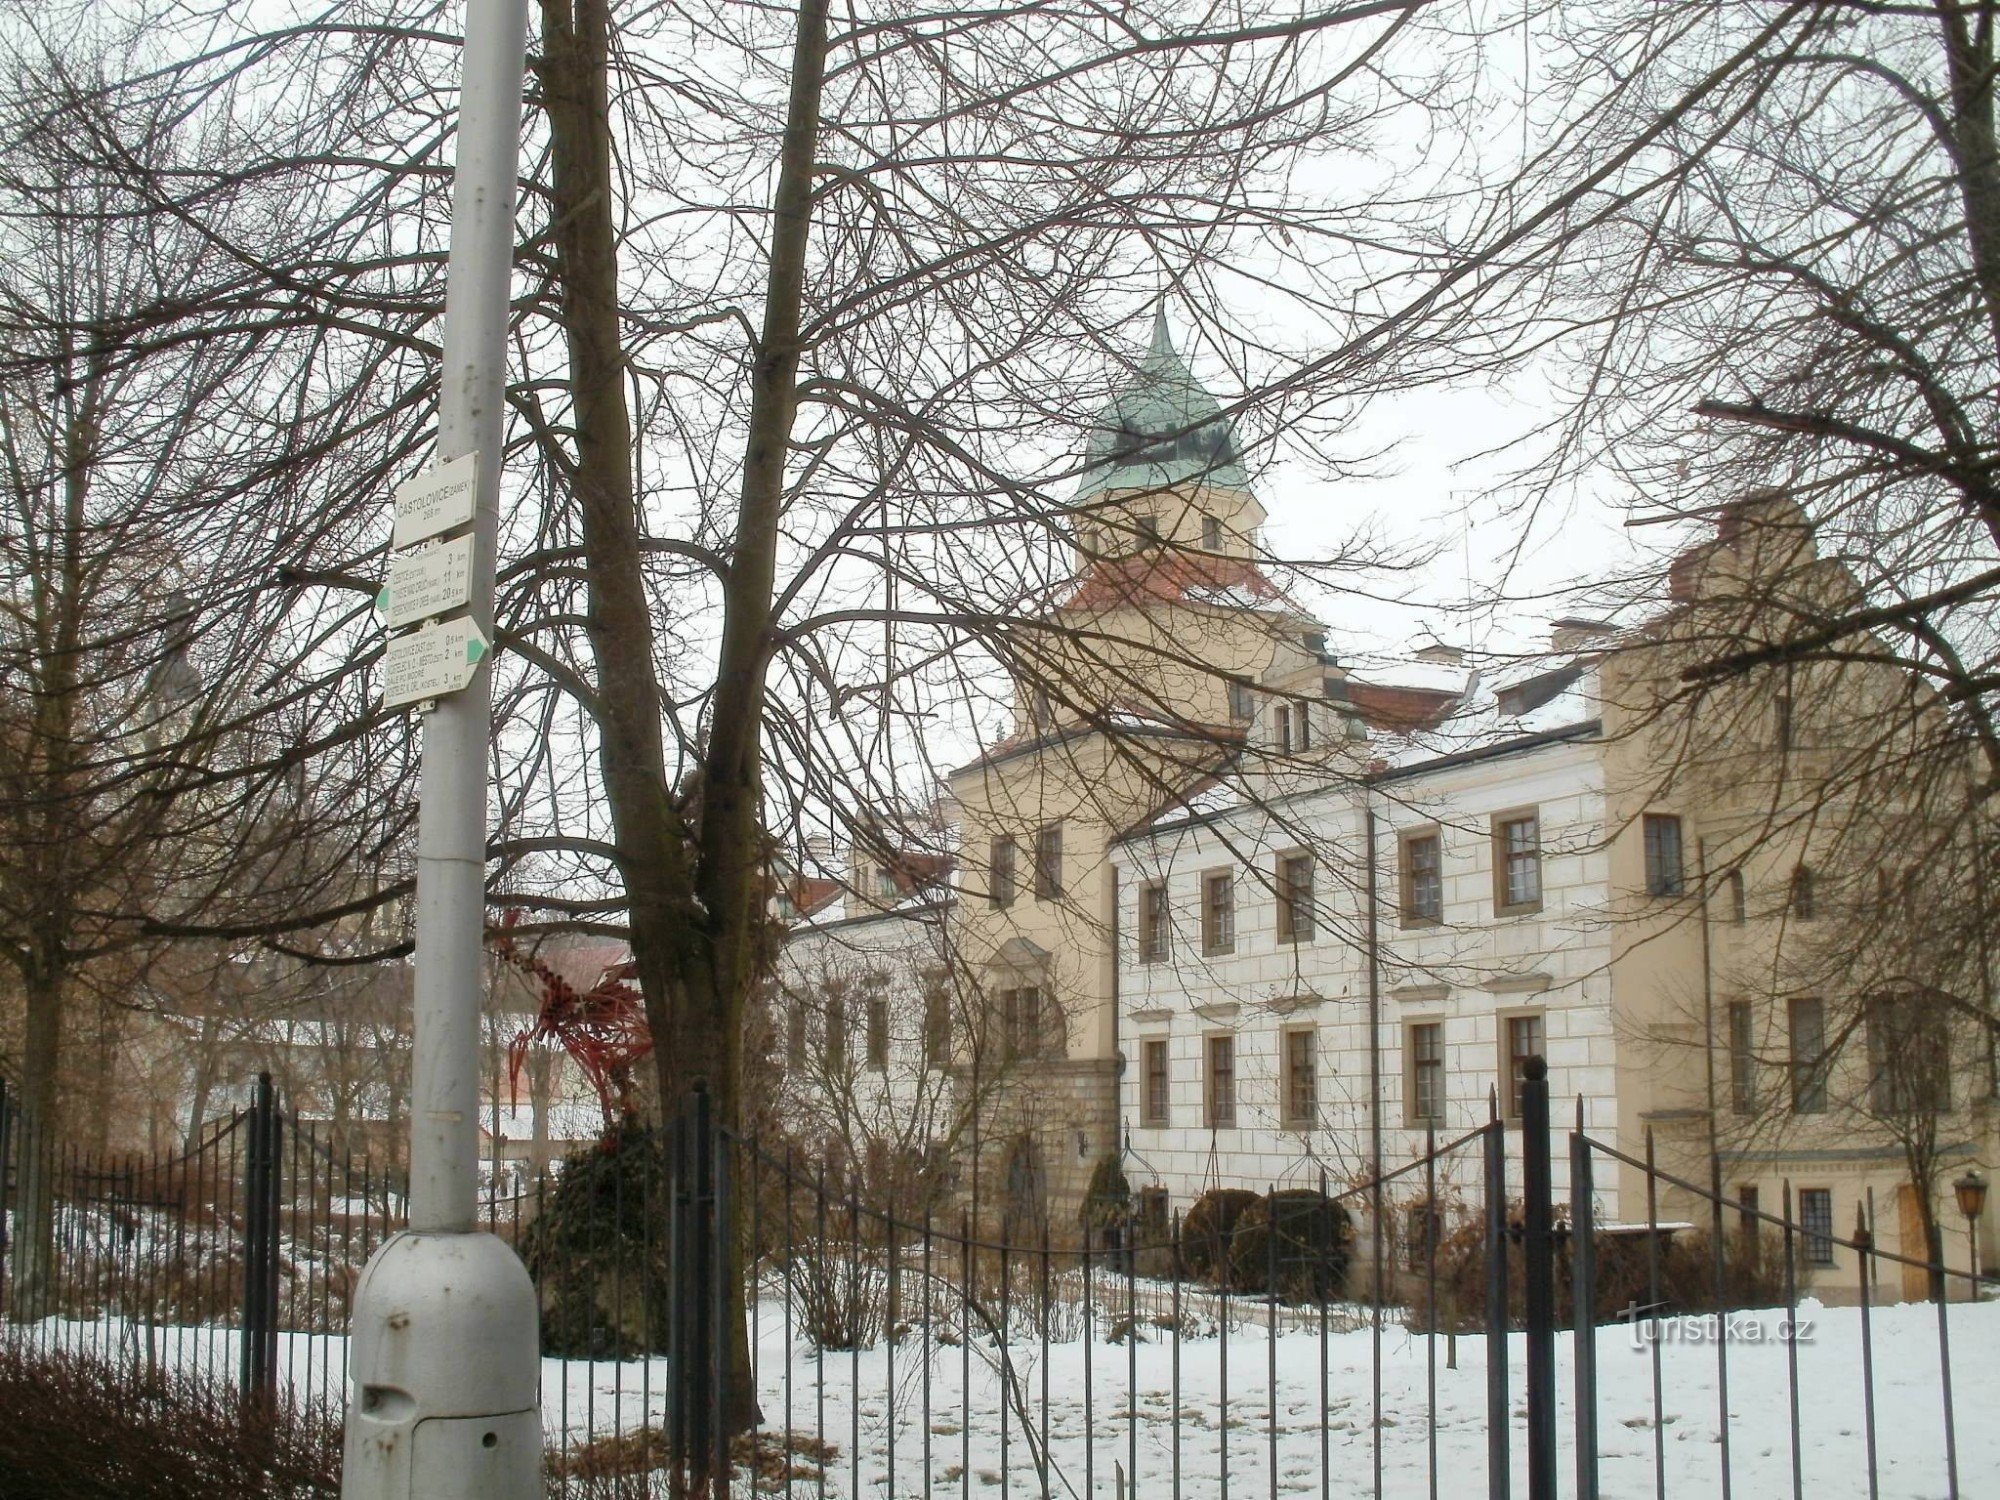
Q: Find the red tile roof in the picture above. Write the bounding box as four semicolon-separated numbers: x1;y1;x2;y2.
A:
1059;552;1287;613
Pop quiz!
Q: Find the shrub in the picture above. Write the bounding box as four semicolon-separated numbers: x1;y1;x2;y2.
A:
0;1345;339;1499
1225;1189;1353;1302
1180;1188;1259;1282
518;1118;671;1358
785;1244;888;1351
1076;1155;1131;1238
1408;1210;1802;1331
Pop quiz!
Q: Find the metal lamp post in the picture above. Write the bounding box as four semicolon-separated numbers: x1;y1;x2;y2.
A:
340;2;541;1496
1955;1168;1987;1298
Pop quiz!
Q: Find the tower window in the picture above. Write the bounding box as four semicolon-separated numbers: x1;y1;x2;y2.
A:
1201;514;1223;550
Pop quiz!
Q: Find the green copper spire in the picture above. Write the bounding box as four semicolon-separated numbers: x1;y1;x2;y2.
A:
1078;308;1249;500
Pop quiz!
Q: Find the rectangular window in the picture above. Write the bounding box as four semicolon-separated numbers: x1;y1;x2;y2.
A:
866;995;889;1070
1494;812;1542;913
922;976;950;1066
1737;1184;1761;1238
1201;871;1235;954
1204;1035;1236;1128
1001;985;1047;1061
824;994;847;1073
1034;824;1063;900
1274;704;1292;752
1138;881;1169;963
1283;1028;1317;1128
1201;514;1222;550
1728;1001;1754;1114
989;837;1017;908
1401;831;1442;926
787;1001;808;1068
1866;995;1950;1115
1503;1014;1544;1119
1277;854;1316;942
1409;1022;1444;1125
1143;1038;1170;1126
1800;1188;1835;1266
1789;997;1826;1114
1644;813;1684;897
1228;680;1254;720
1774;692;1793;752
1295;702;1311;751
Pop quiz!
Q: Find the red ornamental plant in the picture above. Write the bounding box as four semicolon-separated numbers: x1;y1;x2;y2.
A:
494;914;652;1125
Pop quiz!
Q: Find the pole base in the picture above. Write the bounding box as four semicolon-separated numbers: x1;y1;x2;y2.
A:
340;1229;542;1500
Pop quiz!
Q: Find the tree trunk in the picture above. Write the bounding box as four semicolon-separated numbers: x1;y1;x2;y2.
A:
539;0;828;1442
10;960;65;1319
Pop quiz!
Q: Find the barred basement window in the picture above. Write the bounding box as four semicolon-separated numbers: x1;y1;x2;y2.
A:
1800;1188;1834;1267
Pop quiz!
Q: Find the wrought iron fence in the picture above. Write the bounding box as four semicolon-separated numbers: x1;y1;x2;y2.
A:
0;1063;1990;1499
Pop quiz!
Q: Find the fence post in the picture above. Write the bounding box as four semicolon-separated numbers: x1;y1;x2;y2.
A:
1569;1099;1598;1500
1483;1089;1509;1500
0;1075;11;1273
1519;1056;1556;1500
239;1073;281;1424
670;1087;717;1486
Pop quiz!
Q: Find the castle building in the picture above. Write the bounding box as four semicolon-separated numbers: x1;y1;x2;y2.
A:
775;320;1998;1298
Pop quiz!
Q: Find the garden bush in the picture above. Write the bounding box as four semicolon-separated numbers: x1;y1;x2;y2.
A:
518;1117;671;1358
1180;1188;1259;1282
1225;1189;1353;1302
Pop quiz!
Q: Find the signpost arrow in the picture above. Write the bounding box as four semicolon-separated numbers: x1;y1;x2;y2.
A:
381;618;490;708
391;453;479;550
380;534;476;631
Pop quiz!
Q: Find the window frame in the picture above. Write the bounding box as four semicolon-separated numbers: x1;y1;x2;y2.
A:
922;975;951;1068
1789;863;1815;921
989;836;1017;909
1500;1011;1545;1120
1399;827;1443;927
1788;996;1827;1114
1200;868;1236;955
1142;1037;1171;1126
1491;809;1544;915
1203;1033;1237;1129
1137;879;1170;964
1643;813;1685;898
866;993;890;1071
1407;1020;1445;1127
1276;852;1316;943
1281;1026;1318;1129
1727;1000;1754;1114
1033;823;1063;901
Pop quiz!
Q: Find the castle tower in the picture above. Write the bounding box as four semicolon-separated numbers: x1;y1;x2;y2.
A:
944;313;1341;1230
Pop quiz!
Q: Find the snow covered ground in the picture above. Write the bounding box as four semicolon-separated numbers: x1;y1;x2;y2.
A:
16;1296;1996;1497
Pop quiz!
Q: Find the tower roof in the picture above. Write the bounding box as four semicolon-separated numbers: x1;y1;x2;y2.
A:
1077;310;1250;501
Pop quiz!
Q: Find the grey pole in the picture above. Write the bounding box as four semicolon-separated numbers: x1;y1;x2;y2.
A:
342;3;541;1495
405;0;525;1240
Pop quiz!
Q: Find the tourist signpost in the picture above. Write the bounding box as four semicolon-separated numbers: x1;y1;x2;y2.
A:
340;3;541;1496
